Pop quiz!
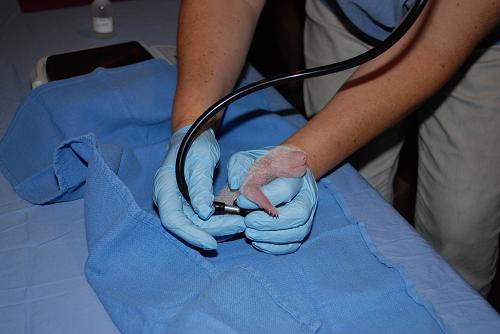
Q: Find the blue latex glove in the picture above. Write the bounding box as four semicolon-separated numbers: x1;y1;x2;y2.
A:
228;147;318;255
153;125;245;250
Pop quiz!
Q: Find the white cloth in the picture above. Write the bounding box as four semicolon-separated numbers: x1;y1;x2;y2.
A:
303;0;500;296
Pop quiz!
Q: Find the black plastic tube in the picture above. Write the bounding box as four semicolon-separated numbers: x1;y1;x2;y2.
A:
176;0;428;208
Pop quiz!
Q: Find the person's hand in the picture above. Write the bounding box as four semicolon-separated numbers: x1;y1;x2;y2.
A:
153;125;245;250
228;147;318;255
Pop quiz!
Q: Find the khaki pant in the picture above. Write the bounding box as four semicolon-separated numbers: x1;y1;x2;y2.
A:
304;0;500;296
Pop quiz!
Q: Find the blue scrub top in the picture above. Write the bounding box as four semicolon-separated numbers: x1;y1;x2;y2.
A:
335;0;415;41
334;0;499;45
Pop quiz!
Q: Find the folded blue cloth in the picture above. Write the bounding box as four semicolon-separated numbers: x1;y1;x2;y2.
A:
0;59;445;333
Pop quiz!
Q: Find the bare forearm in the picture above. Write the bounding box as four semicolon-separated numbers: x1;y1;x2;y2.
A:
286;0;500;178
172;0;266;131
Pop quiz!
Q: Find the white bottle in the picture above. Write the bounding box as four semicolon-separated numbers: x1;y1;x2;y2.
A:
92;0;113;38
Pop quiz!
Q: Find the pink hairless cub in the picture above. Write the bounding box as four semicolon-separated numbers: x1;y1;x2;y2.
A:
240;146;308;217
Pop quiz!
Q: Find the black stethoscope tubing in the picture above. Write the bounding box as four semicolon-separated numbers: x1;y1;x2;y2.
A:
175;0;428;215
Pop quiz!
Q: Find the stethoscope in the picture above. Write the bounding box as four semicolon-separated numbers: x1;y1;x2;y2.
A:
176;0;428;216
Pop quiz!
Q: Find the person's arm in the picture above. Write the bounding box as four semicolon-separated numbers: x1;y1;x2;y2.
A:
285;0;500;178
153;0;267;250
172;0;266;131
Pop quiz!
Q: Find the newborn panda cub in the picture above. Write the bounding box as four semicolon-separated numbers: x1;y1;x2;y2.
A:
240;146;308;217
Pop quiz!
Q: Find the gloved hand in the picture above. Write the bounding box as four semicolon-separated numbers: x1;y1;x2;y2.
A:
153;125;245;250
228;147;318;255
